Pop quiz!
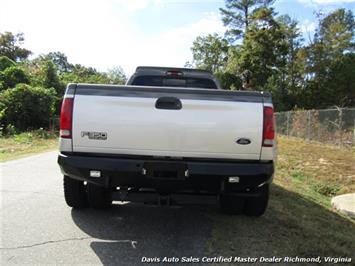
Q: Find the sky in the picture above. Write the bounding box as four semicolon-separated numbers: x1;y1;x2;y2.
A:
1;0;354;76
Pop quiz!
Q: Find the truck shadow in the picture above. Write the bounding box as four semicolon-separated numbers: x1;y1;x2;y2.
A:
71;202;213;265
207;184;355;262
71;184;355;266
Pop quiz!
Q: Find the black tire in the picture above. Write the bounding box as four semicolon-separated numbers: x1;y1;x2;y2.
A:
220;194;245;215
244;184;269;217
63;176;88;209
87;183;112;209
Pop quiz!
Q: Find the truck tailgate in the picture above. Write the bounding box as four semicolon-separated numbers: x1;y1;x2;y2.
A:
72;85;264;160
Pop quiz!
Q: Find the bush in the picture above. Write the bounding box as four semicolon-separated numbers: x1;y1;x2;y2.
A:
33;128;54;139
0;84;57;132
4;124;17;135
12;129;55;143
1;66;30;89
0;56;15;71
0;72;4;91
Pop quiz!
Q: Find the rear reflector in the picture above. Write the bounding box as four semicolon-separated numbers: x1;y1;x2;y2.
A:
262;106;275;147
60;98;73;138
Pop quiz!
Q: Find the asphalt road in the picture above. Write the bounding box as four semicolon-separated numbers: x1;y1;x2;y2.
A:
0;152;213;265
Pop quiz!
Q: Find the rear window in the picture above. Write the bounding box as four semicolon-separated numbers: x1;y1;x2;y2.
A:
131;76;218;89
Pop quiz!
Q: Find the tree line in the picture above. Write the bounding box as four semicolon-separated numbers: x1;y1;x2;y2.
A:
1;1;354;134
0;32;126;133
187;0;355;111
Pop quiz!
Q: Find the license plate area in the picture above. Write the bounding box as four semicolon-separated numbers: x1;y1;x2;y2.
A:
144;161;188;180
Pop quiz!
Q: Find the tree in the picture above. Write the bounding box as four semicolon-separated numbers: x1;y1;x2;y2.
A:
0;56;30;91
215;70;242;90
306;9;354;78
0;56;17;90
264;15;305;110
0;32;129;132
41;60;63;92
189;4;354;110
0;56;15;71
191;34;229;72
26;57;64;94
43;52;73;73
1;66;30;90
303;9;355;109
220;0;274;41
107;66;126;84
326;53;355;107
0;32;31;61
227;7;287;90
59;64;110;85
317;9;354;56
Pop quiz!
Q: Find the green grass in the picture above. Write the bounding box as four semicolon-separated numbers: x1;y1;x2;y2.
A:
0;130;58;162
208;136;355;264
276;136;355;196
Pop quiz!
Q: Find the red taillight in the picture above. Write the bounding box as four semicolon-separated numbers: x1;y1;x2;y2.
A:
60;98;73;138
166;71;183;77
263;106;275;147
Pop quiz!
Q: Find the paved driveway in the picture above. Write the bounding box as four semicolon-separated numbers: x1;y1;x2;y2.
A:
0;152;212;265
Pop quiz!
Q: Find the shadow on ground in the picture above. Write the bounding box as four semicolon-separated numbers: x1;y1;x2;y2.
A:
71;184;355;266
208;184;355;265
71;202;213;265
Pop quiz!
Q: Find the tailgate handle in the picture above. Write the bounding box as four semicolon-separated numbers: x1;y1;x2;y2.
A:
155;97;182;110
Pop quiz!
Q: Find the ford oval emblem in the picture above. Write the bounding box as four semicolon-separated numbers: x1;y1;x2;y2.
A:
236;138;251;145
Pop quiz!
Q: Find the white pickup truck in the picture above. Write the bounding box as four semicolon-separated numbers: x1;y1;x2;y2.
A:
58;66;276;216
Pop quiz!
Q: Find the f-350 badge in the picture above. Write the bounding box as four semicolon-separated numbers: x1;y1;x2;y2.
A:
81;131;107;140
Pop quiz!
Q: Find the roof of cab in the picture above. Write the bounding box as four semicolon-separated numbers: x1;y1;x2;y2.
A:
136;66;212;74
128;66;221;89
134;66;214;79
